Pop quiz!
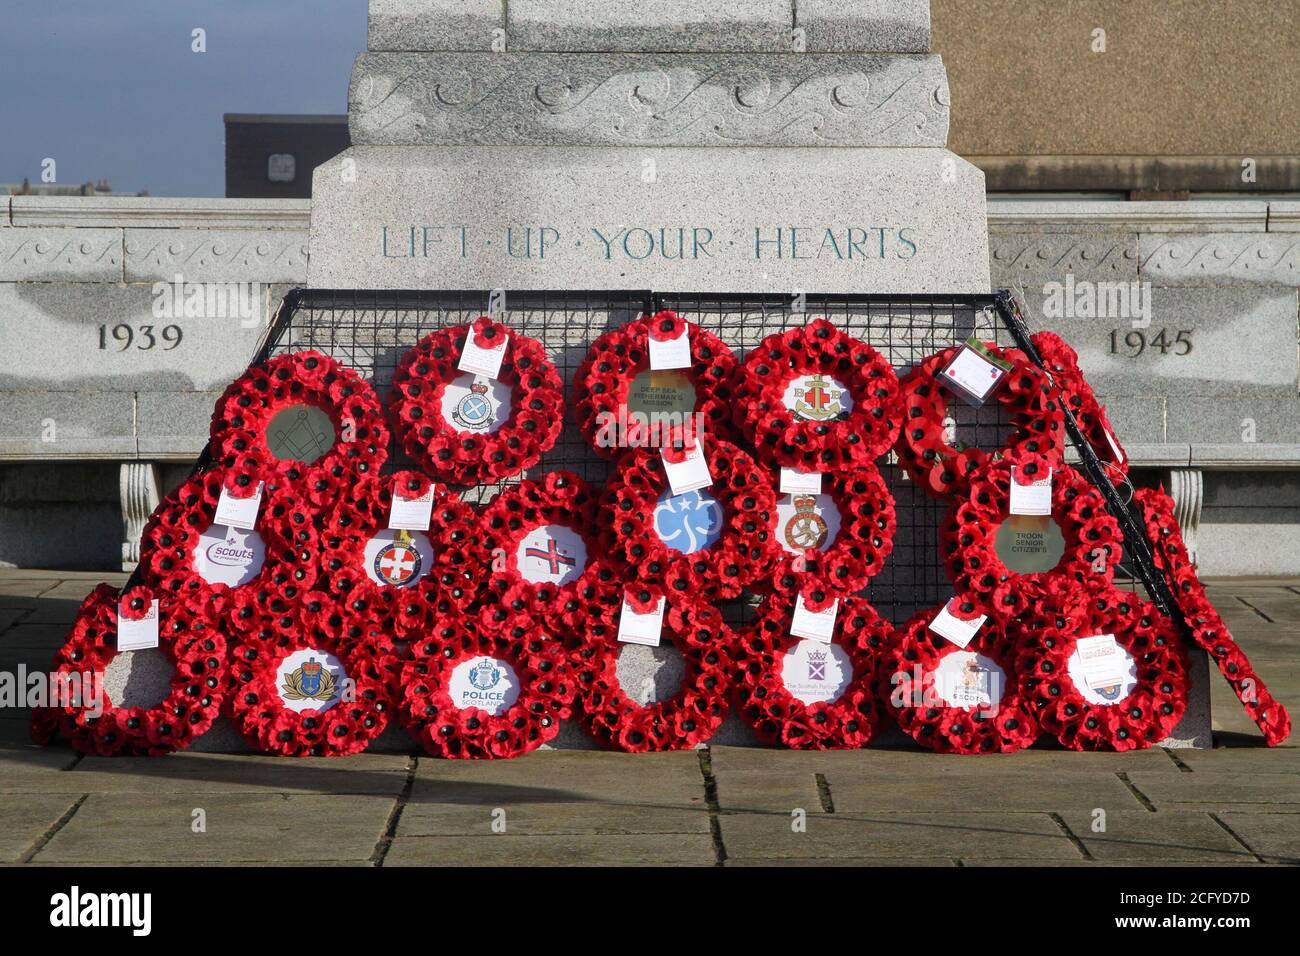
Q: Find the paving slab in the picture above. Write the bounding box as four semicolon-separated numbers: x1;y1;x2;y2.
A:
1126;771;1300;810
0;622;73;649
710;768;824;813
34;793;395;863
384;832;716;866
1173;746;1300;774
398;801;711;837
1057;809;1256;863
0;794;83;862
1216;812;1300;864
727;857;960;867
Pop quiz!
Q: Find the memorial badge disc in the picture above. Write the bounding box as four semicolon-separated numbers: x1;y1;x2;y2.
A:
277;648;345;713
1067;642;1138;704
780;639;853;705
933;651;1005;709
196;524;265;588
363;528;434;588
783;374;852;423
449;656;520;716
994;514;1065;574
776;493;840;554
515;524;586;585
626;370;696;419
653;488;724;554
441;373;510;434
266;404;336;464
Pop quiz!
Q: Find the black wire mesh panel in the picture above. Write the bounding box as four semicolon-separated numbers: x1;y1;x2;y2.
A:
263;290;1028;625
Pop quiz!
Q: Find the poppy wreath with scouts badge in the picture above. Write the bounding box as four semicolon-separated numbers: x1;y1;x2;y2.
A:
732;319;901;473
573;310;739;460
1016;586;1188;752
1136;488;1290;745
601;439;780;600
1032;331;1128;472
399;615;574;759
943;454;1122;622
567;590;732;752
894;342;1065;498
210;350;388;487
34;584;227;756
389;318;564;486
732;590;893;749
878;600;1040;755
768;465;896;598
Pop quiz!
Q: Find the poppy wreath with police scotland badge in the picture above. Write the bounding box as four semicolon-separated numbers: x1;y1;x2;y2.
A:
600;438;780;600
877;599;1040;755
1015;586;1188;752
894;342;1065;497
210;350;388;488
566;589;732;752
731;319;901;473
1032;331;1128;472
943;454;1122;623
731;590;893;750
33;584;228;756
226;599;400;757
389;318;564;486
137;469;319;603
768;465;896;598
1135;488;1290;745
573;310;739;460
399;614;574;759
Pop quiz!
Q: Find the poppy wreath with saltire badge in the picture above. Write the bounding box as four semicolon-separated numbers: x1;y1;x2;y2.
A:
1016;586;1188;752
210;350;388;489
731;589;893;750
566;587;732;752
399;614;574;759
877;599;1040;755
32;584;227;756
573;310;739;459
894;341;1065;498
731;319;901;474
388;317;564;486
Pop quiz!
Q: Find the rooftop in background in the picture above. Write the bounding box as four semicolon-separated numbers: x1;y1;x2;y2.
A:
4;179;146;197
224;113;349;200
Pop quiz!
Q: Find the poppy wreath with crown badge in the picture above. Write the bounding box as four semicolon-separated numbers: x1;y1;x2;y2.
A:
388;318;564;486
210;350;388;489
399;615;574;759
573;310;739;460
600;438;780;600
1135;488;1290;745
943;454;1122;622
895;342;1066;498
1032;331;1128;472
731;590;893;749
1016;586;1188;752
768;465;896;598
566;588;733;752
731;319;901;474
33;584;228;756
877;599;1040;755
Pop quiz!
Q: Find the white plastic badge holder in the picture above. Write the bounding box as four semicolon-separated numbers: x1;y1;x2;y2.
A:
928;602;987;649
1009;467;1053;516
661;444;713;496
617;595;665;647
458;330;510;379
1076;634;1127;691
779;468;823;496
389;483;435;531
648;327;692;371
214;481;264;531
117;599;160;651
1101;425;1126;466
790;594;838;644
939;340;1012;406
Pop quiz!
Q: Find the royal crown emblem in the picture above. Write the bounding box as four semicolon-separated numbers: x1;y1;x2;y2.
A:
452;379;496;431
373;529;423;587
791;374;845;423
807;648;828;681
784;495;829;551
282;655;336;702
469;657;501;691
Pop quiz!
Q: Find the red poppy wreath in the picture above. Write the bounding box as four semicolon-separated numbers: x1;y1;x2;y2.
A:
33;584;227;756
399;616;574;759
210;350;388;488
732;319;901;473
767;465;896;598
1016;586;1188;752
600;439;780;600
943;454;1122;622
732;591;894;749
1136;488;1290;745
895;341;1065;497
389;317;564;485
878;599;1040;754
567;592;732;752
1032;331;1128;471
574;310;739;459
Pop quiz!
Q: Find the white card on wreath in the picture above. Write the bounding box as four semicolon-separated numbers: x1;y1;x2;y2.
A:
940;343;1008;404
661;444;713;495
928;598;987;649
1101;425;1126;466
458;330;510;379
117;599;160;651
617;596;665;646
389;483;435;531
790;594;838;644
1076;634;1127;691
214;481;264;530
779;468;823;496
1009;467;1053;516
648;327;692;370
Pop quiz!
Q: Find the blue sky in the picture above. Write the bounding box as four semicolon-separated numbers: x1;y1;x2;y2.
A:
0;1;365;196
